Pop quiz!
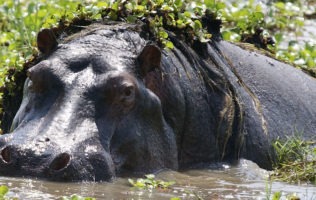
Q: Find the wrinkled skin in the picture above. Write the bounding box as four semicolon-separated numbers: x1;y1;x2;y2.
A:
0;23;315;181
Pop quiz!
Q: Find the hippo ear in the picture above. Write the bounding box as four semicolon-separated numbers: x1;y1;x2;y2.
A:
137;45;161;76
37;29;58;54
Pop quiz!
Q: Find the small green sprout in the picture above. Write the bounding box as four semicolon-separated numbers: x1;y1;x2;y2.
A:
60;194;96;200
128;174;175;190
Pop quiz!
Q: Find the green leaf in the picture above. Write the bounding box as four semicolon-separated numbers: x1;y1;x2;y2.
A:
307;58;315;68
155;0;164;6
193;20;202;31
204;0;214;8
158;30;168;39
145;174;155;180
96;2;108;8
71;195;80;200
174;0;182;8
127;15;137;23
136;5;145;12
274;2;285;10
255;4;262;12
128;178;135;185
183;11;191;18
216;2;226;10
272;191;281;200
176;19;185;28
0;185;8;197
27;2;36;14
162;5;173;12
237;21;247;31
111;2;119;11
253;12;264;21
124;2;133;11
222;31;231;41
165;41;174;49
108;11;118;21
274;33;283;44
199;35;210;43
61;194;96;200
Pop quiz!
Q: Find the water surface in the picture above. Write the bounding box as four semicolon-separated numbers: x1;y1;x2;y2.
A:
1;159;315;200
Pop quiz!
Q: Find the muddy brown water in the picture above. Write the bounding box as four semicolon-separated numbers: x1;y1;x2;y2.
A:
0;159;315;200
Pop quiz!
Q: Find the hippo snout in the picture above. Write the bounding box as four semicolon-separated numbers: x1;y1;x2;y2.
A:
0;145;70;171
47;151;116;181
0;136;115;181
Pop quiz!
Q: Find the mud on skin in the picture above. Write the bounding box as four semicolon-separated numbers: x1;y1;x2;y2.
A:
0;23;315;181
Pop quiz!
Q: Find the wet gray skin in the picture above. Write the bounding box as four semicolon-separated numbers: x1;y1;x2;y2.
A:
0;23;315;181
0;26;178;181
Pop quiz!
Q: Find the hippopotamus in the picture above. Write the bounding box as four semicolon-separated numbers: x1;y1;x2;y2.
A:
0;22;315;181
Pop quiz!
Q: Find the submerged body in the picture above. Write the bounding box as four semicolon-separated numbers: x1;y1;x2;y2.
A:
0;23;315;181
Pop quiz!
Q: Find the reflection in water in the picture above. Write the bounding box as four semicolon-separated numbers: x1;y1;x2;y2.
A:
0;159;315;200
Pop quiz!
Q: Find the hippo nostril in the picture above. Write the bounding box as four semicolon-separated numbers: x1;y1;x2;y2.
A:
0;147;11;163
50;153;71;171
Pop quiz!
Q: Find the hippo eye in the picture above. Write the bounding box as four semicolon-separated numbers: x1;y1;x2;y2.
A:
118;84;136;107
100;73;138;113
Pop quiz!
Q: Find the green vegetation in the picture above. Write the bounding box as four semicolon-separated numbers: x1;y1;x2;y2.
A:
61;194;96;200
0;0;79;86
270;191;301;200
220;0;316;75
127;174;307;200
271;135;316;184
128;174;205;200
0;0;315;83
265;178;305;200
0;185;16;200
128;174;175;190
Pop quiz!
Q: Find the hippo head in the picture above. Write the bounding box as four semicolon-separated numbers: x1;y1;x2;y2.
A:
0;25;177;181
